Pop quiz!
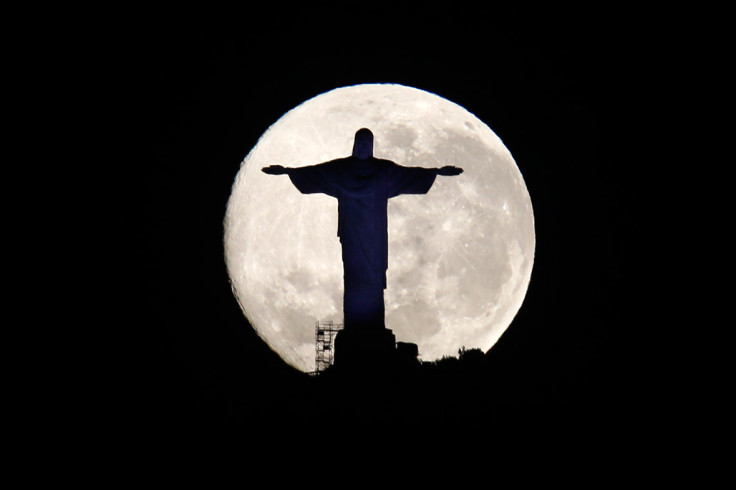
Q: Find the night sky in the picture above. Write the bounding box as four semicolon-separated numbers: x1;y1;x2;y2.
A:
113;5;673;455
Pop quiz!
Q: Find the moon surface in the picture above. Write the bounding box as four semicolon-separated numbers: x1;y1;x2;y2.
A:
224;84;534;373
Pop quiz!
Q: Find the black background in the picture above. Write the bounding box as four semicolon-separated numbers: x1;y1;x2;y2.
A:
111;4;678;458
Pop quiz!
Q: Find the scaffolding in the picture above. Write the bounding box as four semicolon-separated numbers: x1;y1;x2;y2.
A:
314;320;343;373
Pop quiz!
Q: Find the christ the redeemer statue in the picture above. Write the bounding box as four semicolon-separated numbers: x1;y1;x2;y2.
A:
262;128;462;349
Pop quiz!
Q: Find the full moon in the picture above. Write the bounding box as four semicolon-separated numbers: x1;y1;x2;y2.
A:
224;84;535;373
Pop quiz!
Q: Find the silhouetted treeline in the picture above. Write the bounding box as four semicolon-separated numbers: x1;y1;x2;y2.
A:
419;346;485;371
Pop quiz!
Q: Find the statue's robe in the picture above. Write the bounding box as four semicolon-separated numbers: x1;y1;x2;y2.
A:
287;157;438;331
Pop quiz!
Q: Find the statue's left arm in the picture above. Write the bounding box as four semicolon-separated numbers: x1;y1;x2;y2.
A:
387;163;463;197
437;165;464;176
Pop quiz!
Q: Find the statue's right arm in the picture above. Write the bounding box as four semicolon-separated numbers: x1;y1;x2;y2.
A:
264;161;338;196
261;165;289;175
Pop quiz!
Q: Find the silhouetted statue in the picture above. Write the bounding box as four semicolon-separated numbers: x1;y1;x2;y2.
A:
263;128;462;338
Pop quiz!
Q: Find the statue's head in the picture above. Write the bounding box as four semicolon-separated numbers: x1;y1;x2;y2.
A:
352;128;374;160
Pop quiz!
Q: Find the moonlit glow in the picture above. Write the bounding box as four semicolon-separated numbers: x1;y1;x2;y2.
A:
224;84;535;372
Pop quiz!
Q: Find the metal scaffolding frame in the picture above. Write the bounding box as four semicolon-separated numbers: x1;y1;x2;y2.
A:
314;320;343;373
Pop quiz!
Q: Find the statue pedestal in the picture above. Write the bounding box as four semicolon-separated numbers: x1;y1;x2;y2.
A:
334;327;396;370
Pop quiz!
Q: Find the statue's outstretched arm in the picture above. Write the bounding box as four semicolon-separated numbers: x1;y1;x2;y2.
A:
437;165;464;176
262;161;340;197
262;165;289;175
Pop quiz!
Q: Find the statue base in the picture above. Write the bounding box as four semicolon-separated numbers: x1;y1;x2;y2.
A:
334;327;396;370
